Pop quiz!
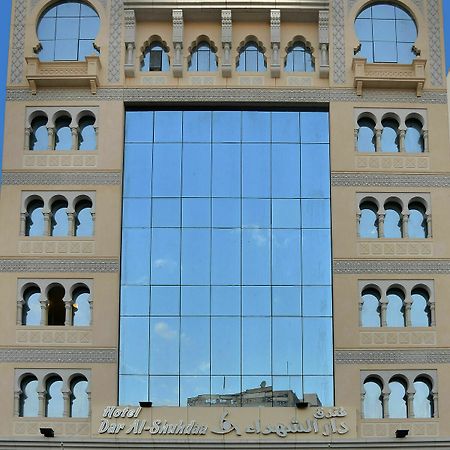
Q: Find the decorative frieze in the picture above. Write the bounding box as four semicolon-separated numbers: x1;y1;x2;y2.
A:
108;0;124;83
360;331;436;346
355;155;430;171
10;0;26;84
0;259;119;273
14;420;90;436
332;173;450;187
19;240;95;255
16;329;92;345
2;172;121;185
428;0;444;87
0;348;116;363
334;259;450;274
23;153;98;169
331;0;345;84
357;241;433;257
335;349;450;364
361;421;438;438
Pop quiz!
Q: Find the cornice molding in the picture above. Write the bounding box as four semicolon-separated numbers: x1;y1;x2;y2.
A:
0;348;116;363
335;349;450;364
2;172;121;185
332;173;450;187
0;259;119;272
6;87;447;104
334;260;450;274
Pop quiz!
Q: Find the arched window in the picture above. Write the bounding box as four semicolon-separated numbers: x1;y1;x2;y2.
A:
45;376;64;417
141;42;169;72
405;119;424;153
381;119;399;152
72;286;91;326
78;116;96;150
55;116;72;150
357;118;376;152
361;288;381;327
354;3;417;64
363;377;383;418
50;199;69;236
411;288;431;327
37;1;100;61
408;201;427;238
70;376;89;417
236;41;266;72
386;288;405;327
25;198;45;236
47;285;66;326
22;286;41;326
413;377;433;418
188;41;217;72
359;201;378;238
388;377;408;418
74;199;93;236
384;202;402;238
19;376;39;417
29;117;48;151
285;41;314;72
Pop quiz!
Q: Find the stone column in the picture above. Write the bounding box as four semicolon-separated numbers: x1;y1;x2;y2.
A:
432;391;438;418
407;390;415;418
318;10;329;78
404;292;412;327
14;390;21;416
354;128;359;151
375;128;382;152
43;212;52;236
67;212;76;236
172;10;184;78
426;213;432;238
71;126;79;151
399;129;406;152
124;10;136;77
24;127;31;151
356;212;361;237
20;212;28;236
423;129;429;152
429;301;436;327
221;10;232;77
401;212;409;238
270;10;281;78
382;392;389;418
37;390;46;417
377;212;385;238
47;127;55;151
40;295;48;326
17;297;24;325
64;298;73;326
62;390;71;417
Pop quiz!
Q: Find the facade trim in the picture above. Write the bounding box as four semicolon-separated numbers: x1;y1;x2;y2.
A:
335;349;450;364
331;0;345;84
428;0;444;86
332;173;450;187
6;87;448;103
9;0;26;84
0;259;119;272
2;172;121;185
0;348;116;363
333;259;450;274
108;0;124;83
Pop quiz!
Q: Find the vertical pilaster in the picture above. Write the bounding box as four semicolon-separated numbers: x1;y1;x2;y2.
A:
172;10;184;78
221;10;232;77
124;10;136;77
270;10;281;78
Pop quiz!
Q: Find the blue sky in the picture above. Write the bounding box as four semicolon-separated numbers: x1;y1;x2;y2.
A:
0;1;450;160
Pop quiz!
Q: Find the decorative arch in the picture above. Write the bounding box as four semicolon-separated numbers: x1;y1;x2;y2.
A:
187;36;218;72
140;35;170;72
284;35;315;72
236;36;267;72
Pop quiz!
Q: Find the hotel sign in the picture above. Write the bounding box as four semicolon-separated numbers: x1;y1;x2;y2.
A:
97;406;353;439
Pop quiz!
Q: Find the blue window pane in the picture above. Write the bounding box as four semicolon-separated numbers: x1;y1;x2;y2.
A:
182;286;210;316
374;41;397;63
78;40;96;60
243;229;270;285
211;286;240;316
123;144;152;197
154;111;182;142
37;17;56;40
272;230;301;285
150;318;179;374
373;20;396;41
354;18;373;41
273;286;301;316
180;318;210;375
303;286;332;317
211;229;241;285
182;198;210;227
372;4;396;19
119;375;148;405
303;318;333;375
150;376;179;406
358;41;374;62
304;376;334;406
242;286;271;316
212;144;241;196
54;39;79;60
122;198;151;228
57;3;81;16
125;111;153;143
182;229;210;284
242;199;270;228
121;228;151;285
273;318;302;374
55;18;79;39
212;198;240;228
39;41;55;61
211;318;240;374
212;112;241;142
181;376;211;406
397;20;417;42
302;229;331;285
300;112;329;144
120;317;149;374
242;144;270;197
272;112;300;143
182;144;211;196
272;144;301;198
301;144;330;198
397;42;415;64
243;317;271;374
272;199;301;228
151;286;179;316
151;228;180;284
301;199;330;228
183;111;211;142
152;144;181;196
152;198;180;227
79;17;99;39
242;112;270;142
121;286;150;316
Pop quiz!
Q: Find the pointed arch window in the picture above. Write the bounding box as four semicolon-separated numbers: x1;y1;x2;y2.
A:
30;117;48;151
141;42;170;72
188;41;217;72
45;376;64;417
237;42;266;72
19;376;39;417
363;378;383;419
285;41;314;72
70;376;89;417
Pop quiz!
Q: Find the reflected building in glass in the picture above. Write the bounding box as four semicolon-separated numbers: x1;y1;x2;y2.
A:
120;110;333;407
2;0;450;448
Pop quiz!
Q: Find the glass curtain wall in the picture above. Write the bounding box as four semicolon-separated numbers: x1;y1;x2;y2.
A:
120;109;333;407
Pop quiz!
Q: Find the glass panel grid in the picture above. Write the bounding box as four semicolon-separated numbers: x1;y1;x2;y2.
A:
120;110;333;407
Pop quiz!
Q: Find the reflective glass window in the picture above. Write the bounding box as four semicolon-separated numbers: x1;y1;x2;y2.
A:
354;3;417;63
141;43;170;72
120;110;332;406
37;1;100;61
236;42;266;72
188;41;217;72
285;42;314;72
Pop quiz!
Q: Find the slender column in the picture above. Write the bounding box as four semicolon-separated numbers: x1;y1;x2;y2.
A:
377;212;385;238
426;213;432;238
67;212;76;237
221;10;232;77
40;295;48;326
380;292;388;327
24;127;31;151
91;212;96;236
423;130;429;152
358;301;364;326
432;392;439;418
64;298;73;326
318;11;329;78
88;297;94;326
399;129;406;152
356;212;361;237
375;128;382;152
382;392;389;418
17;297;24;325
401;213;409;238
62;390;71;417
172;10;184;78
404;293;412;327
71;127;79;151
360;391;365;418
124;10;136;77
37;390;46;417
20;212;28;236
47;127;55;151
407;391;415;418
14;390;21;416
270;10;281;78
126;42;135;65
354;128;359;151
429;301;436;327
43;212;52;236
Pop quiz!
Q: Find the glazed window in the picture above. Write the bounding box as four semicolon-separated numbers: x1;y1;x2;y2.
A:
54;116;72;150
405;118;424;152
285;42;314;72
237;42;266;72
188;41;217;72
386;288;405;327
359;201;378;238
413;377;434;418
141;42;170;72
380;118;399;152
37;1;100;61
50;199;69;236
354;3;417;63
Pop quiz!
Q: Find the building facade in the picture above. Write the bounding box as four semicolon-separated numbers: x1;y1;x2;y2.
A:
1;0;449;448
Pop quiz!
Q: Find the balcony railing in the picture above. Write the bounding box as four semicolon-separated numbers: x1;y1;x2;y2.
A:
352;57;427;97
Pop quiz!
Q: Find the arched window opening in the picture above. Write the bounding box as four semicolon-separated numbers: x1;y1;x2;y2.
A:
285;41;314;72
361;288;381;327
357;118;376;152
354;3;417;64
45;376;64;417
236;41;266;72
405;119;424;153
188;41;217;72
384;202;402;238
70;376;89;417
50;199;69;236
408;201;427;238
55;117;72;151
29;117;48;151
413;378;433;418
37;1;100;61
411;288;431;327
141;42;170;72
25;199;45;236
22;286;41;326
19;376;39;417
363;378;383;418
72;286;91;326
78;116;96;150
386;288;405;327
359;201;378;238
74;199;93;236
47;285;66;326
381;119;399;152
388;378;408;418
